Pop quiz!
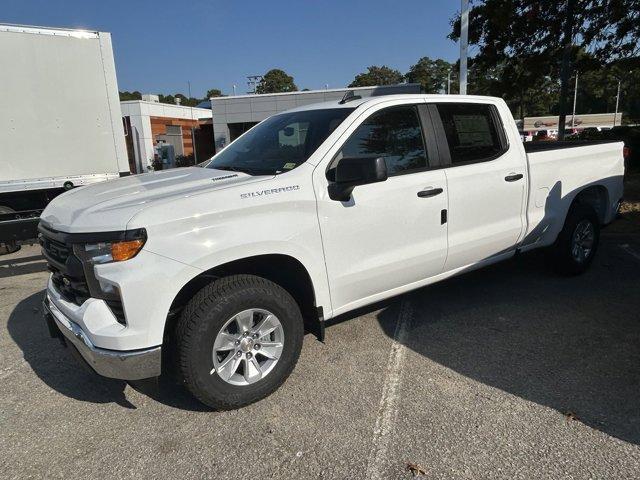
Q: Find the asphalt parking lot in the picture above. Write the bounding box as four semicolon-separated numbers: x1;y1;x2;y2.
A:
1;230;640;479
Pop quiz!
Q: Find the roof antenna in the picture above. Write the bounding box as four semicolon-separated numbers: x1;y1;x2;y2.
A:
339;90;362;104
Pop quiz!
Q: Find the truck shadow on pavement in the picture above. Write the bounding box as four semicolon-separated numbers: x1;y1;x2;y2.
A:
375;238;640;446
0;254;48;279
7;290;209;411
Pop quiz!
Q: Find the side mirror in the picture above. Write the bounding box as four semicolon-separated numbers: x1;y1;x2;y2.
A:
328;156;388;201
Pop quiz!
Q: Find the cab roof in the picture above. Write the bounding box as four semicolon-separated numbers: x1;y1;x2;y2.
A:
285;94;504;113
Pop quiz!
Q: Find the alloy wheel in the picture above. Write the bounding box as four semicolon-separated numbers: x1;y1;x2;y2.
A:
211;308;284;386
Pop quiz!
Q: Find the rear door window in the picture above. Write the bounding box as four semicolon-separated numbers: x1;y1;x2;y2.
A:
436;103;507;165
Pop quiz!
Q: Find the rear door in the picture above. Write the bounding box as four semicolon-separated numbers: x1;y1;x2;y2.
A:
430;102;527;271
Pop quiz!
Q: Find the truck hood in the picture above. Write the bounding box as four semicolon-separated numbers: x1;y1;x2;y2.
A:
40;167;269;233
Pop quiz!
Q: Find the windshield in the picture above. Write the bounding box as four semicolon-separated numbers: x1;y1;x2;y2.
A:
206;108;354;175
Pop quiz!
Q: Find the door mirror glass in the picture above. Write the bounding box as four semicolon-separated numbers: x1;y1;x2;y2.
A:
328;156;388;201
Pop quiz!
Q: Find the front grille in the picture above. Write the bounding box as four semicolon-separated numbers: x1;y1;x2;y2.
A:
39;225;126;325
40;236;70;266
39;232;90;305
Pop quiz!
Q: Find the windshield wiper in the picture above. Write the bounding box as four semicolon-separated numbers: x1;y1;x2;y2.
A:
213;165;258;175
214;165;277;176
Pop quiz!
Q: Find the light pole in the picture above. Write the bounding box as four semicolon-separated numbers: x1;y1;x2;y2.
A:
571;71;578;128
188;80;196;163
613;79;621;127
459;0;469;95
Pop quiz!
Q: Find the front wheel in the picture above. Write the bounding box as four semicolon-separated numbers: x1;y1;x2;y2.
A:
549;204;600;276
176;275;304;410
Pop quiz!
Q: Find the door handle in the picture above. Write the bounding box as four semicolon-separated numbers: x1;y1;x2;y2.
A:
417;187;443;198
505;173;524;182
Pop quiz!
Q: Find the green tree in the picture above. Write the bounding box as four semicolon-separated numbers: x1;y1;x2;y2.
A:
206;88;223;98
157;93;175;105
406;57;454;93
572;54;640;123
256;69;298;94
449;0;640;135
348;66;404;87
157;93;201;107
119;90;142;101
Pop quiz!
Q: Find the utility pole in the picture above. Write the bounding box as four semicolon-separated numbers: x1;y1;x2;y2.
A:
557;0;577;140
613;79;621;127
571;71;578;128
246;75;262;94
188;80;197;163
447;70;453;94
459;0;469;95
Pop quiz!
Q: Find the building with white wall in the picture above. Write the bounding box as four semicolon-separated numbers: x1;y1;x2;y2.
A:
120;99;213;173
522;112;623;133
210;84;421;151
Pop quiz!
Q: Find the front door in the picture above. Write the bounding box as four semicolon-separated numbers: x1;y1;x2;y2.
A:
314;103;448;316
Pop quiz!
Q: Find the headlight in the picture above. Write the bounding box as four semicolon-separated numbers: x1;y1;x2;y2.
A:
81;239;145;264
73;230;146;265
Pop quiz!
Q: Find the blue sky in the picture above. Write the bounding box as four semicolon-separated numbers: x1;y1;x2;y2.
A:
3;0;461;97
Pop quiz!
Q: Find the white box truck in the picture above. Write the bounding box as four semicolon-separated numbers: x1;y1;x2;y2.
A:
0;24;130;253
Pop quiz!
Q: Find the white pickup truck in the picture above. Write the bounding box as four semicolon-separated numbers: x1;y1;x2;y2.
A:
40;94;624;409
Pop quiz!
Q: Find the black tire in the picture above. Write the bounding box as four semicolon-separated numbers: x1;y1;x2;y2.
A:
549;203;600;276
176;274;304;410
0;206;21;256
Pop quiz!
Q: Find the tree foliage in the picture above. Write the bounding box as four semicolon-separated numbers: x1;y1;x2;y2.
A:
206;88;223;98
256;69;298;94
405;57;455;93
348;66;404;87
450;0;639;64
449;0;640;124
119;90;142;101
119;89;223;107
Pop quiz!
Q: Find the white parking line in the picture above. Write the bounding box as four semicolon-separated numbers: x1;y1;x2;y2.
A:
365;297;412;480
620;244;640;262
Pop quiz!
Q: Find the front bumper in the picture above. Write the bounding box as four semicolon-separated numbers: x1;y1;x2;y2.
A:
43;295;161;380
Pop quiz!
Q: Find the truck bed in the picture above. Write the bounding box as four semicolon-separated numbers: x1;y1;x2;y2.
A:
523;139;621;153
521;140;625;251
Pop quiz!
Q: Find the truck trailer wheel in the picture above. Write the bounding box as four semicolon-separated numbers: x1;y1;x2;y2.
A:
549;204;600;276
0;206;21;255
176;274;304;410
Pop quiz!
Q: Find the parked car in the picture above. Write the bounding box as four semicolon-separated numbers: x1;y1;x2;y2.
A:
519;130;533;142
40;94;625;409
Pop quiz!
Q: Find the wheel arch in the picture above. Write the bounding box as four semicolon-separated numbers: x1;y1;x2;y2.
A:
569;184;610;225
164;254;321;342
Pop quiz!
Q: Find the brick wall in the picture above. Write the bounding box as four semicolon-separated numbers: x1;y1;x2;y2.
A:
150;117;200;156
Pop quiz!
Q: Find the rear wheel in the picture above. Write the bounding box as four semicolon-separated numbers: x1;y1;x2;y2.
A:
0;206;21;255
549;204;600;275
176;275;303;409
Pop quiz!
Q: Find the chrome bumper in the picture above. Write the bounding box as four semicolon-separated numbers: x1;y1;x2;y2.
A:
43;295;161;381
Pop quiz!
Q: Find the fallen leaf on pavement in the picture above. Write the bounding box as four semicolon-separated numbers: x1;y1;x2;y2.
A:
406;461;427;477
565;411;579;422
